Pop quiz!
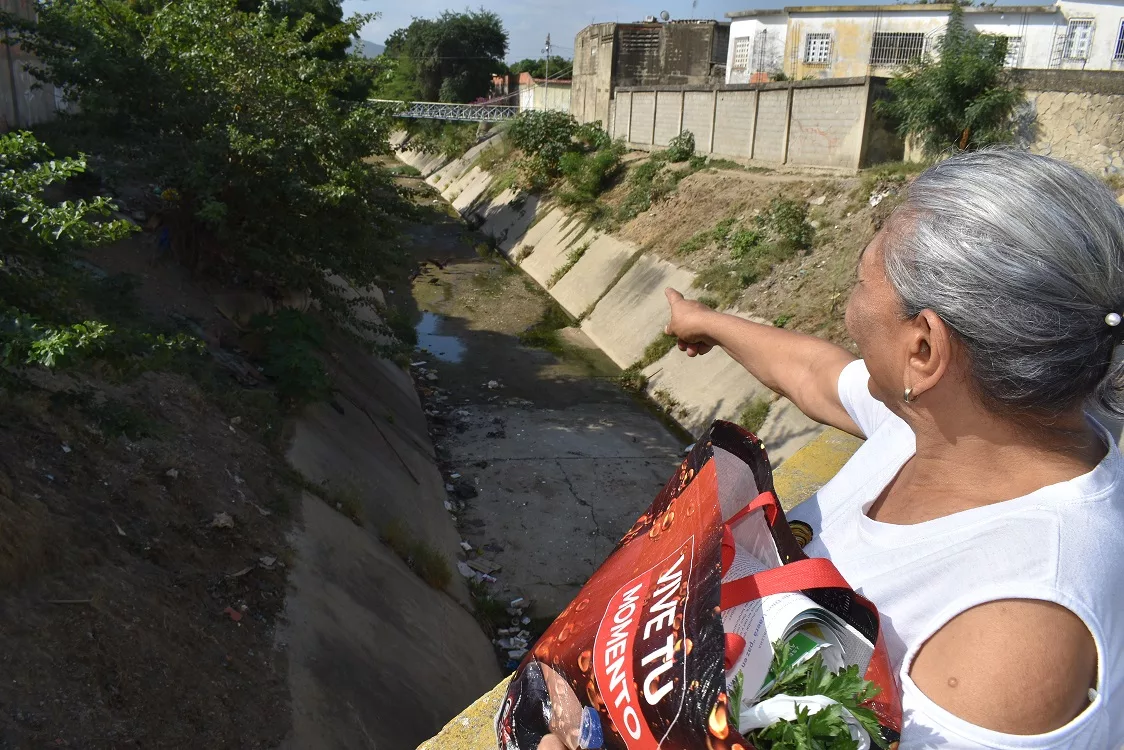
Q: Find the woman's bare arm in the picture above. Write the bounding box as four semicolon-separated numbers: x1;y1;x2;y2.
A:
664;288;862;436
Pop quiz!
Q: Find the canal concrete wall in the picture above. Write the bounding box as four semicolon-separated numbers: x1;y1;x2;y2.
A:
396;135;823;464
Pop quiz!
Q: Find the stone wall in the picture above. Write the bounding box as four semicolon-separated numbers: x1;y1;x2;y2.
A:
612;77;902;171
1019;89;1124;177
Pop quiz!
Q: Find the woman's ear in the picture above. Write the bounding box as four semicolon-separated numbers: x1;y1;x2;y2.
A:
905;309;952;399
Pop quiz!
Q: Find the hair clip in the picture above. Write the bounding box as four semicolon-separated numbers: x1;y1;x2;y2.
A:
1106;312;1122;327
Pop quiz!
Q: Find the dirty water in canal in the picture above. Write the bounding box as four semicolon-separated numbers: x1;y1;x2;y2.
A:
397;184;686;642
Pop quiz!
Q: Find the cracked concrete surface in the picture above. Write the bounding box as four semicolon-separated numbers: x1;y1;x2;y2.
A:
442;404;683;614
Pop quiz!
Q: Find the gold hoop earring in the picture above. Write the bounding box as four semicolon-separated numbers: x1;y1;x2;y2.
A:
903;387;913;403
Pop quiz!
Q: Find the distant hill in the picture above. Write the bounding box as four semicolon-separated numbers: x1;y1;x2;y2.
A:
352;38;384;58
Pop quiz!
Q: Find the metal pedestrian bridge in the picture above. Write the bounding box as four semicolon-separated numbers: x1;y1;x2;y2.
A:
368;99;520;122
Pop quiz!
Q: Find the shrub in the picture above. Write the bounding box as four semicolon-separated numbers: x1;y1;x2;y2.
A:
667;130;696;163
759;198;814;251
558;142;625;208
507;110;578;164
250;309;333;407
877;4;1023;156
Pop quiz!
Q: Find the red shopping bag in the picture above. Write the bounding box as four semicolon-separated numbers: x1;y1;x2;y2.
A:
496;420;902;750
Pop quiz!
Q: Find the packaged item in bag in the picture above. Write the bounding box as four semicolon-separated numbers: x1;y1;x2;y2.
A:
495;421;902;750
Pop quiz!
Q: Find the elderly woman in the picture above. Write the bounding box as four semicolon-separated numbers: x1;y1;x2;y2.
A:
663;150;1123;748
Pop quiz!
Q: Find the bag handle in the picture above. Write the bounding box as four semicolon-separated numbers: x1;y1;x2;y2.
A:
721;557;851;610
725;490;780;529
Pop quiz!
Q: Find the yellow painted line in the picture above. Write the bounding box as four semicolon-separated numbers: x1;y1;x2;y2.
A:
773;428;862;511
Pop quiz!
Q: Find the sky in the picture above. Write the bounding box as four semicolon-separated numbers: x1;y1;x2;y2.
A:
340;0;1043;63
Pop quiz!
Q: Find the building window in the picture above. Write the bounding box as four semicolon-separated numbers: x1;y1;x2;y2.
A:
1063;18;1094;60
804;33;832;65
1114;20;1124;60
732;37;752;71
870;32;926;66
1004;36;1022;67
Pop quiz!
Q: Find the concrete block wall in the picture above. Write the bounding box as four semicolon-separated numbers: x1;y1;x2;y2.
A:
610;77;900;172
631;92;656;145
394;132;827;464
788;84;868;170
712;91;756;159
753;89;790;163
654;92;682;147
682;92;716;151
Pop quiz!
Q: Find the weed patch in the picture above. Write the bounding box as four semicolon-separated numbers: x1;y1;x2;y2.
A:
518;302;572;354
737;396;773;435
381;518;452;590
547;242;589;287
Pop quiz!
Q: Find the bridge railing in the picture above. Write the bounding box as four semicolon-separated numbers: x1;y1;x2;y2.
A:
368;99;520;123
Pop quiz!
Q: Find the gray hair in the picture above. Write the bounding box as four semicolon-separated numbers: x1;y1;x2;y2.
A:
884;149;1124;419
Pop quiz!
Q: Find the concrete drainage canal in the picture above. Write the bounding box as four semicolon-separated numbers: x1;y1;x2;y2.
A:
402;196;688;673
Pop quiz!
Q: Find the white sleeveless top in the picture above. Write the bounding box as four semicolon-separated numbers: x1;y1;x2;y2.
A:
787;360;1124;749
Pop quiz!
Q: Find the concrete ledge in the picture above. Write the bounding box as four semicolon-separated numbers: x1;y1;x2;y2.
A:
772;427;863;509
550;234;636;318
615;76;877;94
417;677;510;750
518;212;590;287
580;254;697;368
478;192;545;253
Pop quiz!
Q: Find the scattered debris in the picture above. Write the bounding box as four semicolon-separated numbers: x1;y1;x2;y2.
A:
486;380;500;389
228;566;255;579
61;444;72;454
222;606;243;623
808;195;826;206
165;468;180;479
459;540;473;552
259;556;278;570
456;561;475;578
869;188;894;208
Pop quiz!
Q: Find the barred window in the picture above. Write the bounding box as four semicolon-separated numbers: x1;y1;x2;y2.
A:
732;37;752;71
1114;20;1124;60
870;32;925;66
1063;19;1094;60
1004;36;1022;67
804;33;832;65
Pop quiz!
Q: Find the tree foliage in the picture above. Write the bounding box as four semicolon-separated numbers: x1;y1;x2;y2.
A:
5;0;407;323
876;4;1023;156
507;56;570;80
0;131;198;370
379;10;508;103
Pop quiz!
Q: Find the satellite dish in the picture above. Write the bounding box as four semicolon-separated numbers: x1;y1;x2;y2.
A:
660;10;670;20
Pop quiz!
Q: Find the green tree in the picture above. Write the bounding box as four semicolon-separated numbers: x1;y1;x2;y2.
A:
379;10;507;102
0;131;198;370
876;4;1023;156
5;0;406;325
507;56;570;80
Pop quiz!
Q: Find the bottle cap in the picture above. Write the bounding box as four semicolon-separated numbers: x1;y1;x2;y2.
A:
579;706;603;749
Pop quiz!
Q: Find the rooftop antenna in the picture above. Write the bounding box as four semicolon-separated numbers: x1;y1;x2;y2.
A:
660;10;670;21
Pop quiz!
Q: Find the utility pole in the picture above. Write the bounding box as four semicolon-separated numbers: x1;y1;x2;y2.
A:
542;34;552;112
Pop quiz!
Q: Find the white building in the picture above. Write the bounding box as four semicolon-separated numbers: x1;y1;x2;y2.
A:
725;1;1124;83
